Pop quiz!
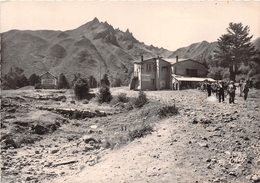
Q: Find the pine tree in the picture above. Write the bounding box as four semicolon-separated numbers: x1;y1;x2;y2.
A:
28;73;40;86
214;22;259;81
58;73;70;89
100;74;110;86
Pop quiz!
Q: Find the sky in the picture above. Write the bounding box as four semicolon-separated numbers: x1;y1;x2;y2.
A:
1;1;260;51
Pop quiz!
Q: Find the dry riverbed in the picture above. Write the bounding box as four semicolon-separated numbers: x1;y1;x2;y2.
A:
1;87;260;183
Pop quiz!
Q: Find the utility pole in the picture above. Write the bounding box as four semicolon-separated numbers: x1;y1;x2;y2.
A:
99;65;101;87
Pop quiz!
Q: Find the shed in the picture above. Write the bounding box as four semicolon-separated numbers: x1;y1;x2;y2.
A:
39;71;58;89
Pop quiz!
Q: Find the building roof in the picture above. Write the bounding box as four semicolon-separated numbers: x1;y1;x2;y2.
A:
172;75;215;82
40;71;57;79
134;57;202;66
163;58;190;64
133;58;156;64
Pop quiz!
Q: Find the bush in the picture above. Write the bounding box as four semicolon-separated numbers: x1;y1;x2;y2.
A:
35;83;42;89
110;93;129;105
128;125;153;141
156;105;179;118
73;78;89;100
132;91;147;108
96;85;112;103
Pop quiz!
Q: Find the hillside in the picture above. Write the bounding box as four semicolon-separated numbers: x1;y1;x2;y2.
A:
1;18;173;83
1;18;260;84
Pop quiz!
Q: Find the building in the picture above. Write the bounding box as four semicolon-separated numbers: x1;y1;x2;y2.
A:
130;56;214;91
131;56;171;90
39;71;58;89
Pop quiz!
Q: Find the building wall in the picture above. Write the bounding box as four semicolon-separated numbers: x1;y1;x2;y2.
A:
173;60;206;77
140;59;157;90
159;60;171;90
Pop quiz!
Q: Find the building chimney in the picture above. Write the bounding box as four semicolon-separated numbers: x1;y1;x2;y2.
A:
141;55;143;62
176;56;178;63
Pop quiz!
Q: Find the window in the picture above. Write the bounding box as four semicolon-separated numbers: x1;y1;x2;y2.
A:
147;64;152;72
186;69;197;77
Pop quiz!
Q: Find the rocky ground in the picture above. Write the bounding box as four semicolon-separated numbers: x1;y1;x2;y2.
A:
1;87;260;183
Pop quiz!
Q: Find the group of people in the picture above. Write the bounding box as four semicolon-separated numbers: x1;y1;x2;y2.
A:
203;79;250;104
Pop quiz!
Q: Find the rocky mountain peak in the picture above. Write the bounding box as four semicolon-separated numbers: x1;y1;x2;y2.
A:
92;17;99;23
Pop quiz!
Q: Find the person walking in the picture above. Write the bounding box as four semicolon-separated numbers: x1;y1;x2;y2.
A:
227;81;236;104
206;81;212;97
242;80;250;101
239;80;243;97
218;81;225;103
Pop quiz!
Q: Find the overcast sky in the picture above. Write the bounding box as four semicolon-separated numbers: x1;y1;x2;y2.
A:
1;1;260;50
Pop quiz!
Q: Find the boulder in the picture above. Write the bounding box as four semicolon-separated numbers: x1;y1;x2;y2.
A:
33;124;48;135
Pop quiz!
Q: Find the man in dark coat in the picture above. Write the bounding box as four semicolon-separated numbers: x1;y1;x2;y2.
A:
227;81;236;104
218;81;225;103
206;81;212;97
242;80;250;101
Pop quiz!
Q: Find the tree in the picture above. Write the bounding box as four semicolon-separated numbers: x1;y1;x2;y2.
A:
16;74;29;88
58;73;70;89
71;73;81;87
28;73;40;86
73;77;89;100
214;22;259;81
113;77;122;87
100;74;110;86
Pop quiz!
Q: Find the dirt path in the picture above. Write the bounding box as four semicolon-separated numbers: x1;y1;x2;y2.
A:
50;89;260;183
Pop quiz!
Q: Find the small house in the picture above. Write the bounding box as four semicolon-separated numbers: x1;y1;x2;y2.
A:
39;71;58;89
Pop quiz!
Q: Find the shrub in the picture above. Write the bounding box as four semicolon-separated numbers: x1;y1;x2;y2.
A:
156;105;179;118
35;83;42;89
132;91;147;108
73;78;89;100
128;125;153;141
110;93;129;105
96;85;112;103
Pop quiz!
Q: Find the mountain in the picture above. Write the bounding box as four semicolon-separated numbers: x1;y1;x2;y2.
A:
1;17;173;83
168;41;218;62
1;18;259;84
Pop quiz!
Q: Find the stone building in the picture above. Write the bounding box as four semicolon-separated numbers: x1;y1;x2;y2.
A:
131;56;214;90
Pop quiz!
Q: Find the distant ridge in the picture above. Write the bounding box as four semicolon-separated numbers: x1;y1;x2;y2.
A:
1;17;260;83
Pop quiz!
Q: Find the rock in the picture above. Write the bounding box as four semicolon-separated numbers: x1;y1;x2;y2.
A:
89;125;98;129
70;101;76;104
192;118;198;124
50;149;59;154
198;142;208;148
56;95;66;101
84;144;94;151
252;174;260;182
33;124;48;135
7;108;16;113
81;135;99;144
44;162;53;167
206;158;211;162
3;115;16;120
229;171;236;176
3;138;18;149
